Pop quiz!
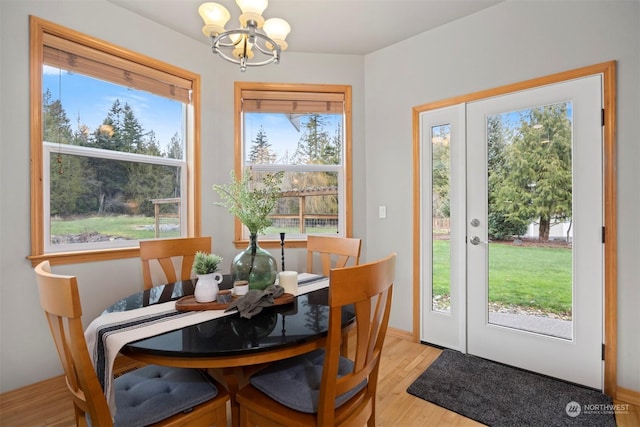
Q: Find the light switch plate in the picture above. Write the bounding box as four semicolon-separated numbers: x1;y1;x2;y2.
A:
378;205;387;219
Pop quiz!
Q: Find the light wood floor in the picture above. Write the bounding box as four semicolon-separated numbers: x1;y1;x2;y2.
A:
1;334;637;426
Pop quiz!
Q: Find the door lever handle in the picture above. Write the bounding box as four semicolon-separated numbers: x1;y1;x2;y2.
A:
469;236;485;245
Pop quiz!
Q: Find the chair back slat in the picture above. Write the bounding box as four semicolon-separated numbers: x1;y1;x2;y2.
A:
306;236;362;276
318;253;396;426
139;236;212;289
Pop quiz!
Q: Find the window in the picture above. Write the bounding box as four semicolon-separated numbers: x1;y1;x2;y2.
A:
29;16;201;266
234;83;352;247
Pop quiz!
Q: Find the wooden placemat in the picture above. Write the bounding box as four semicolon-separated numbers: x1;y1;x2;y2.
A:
175;293;294;312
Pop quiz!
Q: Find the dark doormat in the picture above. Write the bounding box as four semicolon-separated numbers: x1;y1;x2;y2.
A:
406;349;617;427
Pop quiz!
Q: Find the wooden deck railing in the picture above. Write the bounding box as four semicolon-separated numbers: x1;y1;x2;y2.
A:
150;197;180;238
274;187;338;233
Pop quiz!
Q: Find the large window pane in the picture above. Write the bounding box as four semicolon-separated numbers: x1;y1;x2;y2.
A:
42;65;186;251
46;151;183;251
236;83;351;243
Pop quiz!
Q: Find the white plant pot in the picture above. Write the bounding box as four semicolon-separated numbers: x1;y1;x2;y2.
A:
194;272;222;303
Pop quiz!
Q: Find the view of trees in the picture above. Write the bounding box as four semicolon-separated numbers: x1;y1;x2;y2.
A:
431;125;451;220
432;103;573;241
247;113;342;218
489;104;573;241
44;90;183;218
46;85;342;237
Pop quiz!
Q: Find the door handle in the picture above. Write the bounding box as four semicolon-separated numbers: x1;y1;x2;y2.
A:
470;236;481;245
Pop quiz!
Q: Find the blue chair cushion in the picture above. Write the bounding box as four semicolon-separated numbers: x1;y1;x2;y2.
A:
249;349;367;414
112;365;219;427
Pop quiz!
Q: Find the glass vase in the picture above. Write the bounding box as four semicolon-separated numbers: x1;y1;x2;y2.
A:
231;233;278;291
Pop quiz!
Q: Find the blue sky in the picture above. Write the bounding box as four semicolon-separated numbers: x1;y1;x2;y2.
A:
44;65;342;159
43;65;182;152
245;113;303;159
245;112;343;161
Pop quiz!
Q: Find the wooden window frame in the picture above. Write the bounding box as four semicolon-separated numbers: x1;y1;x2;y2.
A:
28;16;201;266
233;82;353;249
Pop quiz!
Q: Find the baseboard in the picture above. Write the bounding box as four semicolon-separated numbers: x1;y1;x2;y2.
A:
616;386;640;406
386;327;415;341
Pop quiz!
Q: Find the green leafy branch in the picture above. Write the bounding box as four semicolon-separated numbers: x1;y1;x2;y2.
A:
213;169;284;235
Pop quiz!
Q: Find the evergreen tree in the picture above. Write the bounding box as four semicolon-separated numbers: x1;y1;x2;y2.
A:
248;126;276;164
121;103;145;152
166;133;183;159
43;90;91;216
88;100;131;214
287;114;341;217
487;115;529;239
293;114;334;165
491;104;572;241
165;132;183;201
141;130;162;156
431;125;450;219
128;129;165;215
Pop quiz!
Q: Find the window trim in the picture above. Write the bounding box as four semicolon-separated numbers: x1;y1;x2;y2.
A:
233;82;353;249
28;16;201;266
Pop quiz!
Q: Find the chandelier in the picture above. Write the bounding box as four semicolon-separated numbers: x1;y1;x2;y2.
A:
198;1;291;72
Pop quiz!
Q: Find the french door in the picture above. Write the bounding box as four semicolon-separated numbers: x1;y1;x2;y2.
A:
420;75;604;389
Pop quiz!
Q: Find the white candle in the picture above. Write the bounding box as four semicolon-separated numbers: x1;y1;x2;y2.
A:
278;271;298;295
233;280;249;296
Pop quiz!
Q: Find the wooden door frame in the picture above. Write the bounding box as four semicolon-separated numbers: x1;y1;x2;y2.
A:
411;61;617;397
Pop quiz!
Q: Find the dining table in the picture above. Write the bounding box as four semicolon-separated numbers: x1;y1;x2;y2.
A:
85;273;354;427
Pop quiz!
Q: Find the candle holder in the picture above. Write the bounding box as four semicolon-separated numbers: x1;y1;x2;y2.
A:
279;232;286;271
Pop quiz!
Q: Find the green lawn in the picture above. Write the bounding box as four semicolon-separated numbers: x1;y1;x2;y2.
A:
432;240;572;314
51;215;180;240
52;216;572;314
50;216;338;242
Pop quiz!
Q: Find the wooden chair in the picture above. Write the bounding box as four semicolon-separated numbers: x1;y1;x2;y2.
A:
34;261;229;427
306;235;362;276
236;253;396;427
139;236;212;289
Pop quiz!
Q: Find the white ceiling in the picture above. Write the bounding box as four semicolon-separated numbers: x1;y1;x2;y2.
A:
108;0;504;55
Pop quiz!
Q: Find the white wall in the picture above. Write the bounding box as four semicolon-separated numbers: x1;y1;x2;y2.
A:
364;1;639;392
0;0;364;392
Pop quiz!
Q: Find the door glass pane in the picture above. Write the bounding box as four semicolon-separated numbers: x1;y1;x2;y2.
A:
432;124;451;312
486;103;573;339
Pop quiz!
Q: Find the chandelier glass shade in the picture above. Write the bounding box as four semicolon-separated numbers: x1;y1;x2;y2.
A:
198;1;291;71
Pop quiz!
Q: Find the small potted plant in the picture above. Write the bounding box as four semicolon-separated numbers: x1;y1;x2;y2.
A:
192;251;223;303
193;251;223;275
